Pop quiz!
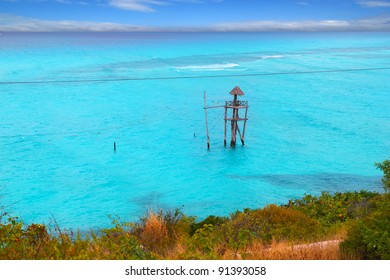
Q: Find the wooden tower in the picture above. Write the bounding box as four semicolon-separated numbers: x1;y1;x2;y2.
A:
203;86;248;149
224;86;249;147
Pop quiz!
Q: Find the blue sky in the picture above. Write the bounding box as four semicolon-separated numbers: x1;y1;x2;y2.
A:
1;0;390;31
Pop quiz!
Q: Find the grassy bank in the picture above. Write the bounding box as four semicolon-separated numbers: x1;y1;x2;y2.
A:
1;160;389;260
1;190;388;260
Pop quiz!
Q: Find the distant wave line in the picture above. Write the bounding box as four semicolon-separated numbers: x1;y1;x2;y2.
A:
260;55;284;60
0;122;135;140
174;63;240;71
1;66;390;85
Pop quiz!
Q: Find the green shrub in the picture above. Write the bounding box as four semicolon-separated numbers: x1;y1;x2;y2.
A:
0;215;25;259
375;159;390;192
286;191;379;229
340;194;390;259
190;215;227;236
160;209;194;245
0;216;64;259
1;186;388;260
223;205;321;246
192;224;217;253
96;216;155;260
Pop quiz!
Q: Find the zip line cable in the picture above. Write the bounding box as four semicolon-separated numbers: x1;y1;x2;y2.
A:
1;66;389;143
0;121;144;140
1;66;390;85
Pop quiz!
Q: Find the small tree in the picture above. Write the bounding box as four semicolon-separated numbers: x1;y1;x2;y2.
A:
375;160;390;192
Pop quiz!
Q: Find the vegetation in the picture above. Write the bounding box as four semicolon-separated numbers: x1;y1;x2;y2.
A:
1;160;389;260
339;193;390;260
375;160;390;192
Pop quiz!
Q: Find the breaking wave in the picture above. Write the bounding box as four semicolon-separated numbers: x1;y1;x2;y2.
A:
175;63;240;71
260;55;285;60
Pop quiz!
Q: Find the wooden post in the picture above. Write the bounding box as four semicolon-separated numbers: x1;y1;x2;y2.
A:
241;106;248;145
114;142;116;152
224;106;227;146
237;124;242;138
230;95;238;147
204;92;210;149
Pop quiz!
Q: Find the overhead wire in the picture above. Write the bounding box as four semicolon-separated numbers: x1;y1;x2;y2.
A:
1;66;390;85
1;65;390;144
0;118;155;141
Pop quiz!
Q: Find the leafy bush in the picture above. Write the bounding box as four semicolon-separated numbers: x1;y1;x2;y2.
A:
189;224;219;259
94;216;154;260
340;194;390;260
223;205;321;246
286;191;379;229
375;159;390;192
189;215;227;236
0;213;154;260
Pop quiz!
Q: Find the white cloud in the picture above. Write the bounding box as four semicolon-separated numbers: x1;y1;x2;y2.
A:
109;0;167;12
212;17;390;32
1;13;390;32
357;1;390;7
108;0;222;12
0;13;154;31
213;20;350;32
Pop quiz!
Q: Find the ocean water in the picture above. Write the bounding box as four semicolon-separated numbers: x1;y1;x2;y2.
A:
0;32;389;230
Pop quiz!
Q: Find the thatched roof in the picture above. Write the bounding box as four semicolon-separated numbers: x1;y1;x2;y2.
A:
229;86;244;96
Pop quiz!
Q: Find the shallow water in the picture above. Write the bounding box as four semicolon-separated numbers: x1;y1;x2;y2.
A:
0;32;389;230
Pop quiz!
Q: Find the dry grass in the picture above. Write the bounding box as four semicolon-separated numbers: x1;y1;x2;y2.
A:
222;240;341;260
137;210;170;255
138;209;348;260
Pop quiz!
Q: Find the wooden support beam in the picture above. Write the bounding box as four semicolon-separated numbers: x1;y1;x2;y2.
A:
230;120;236;147
230;95;238;147
237;124;242;138
224;118;248;121
205;105;226;109
236;125;244;145
225;106;248;109
242;106;248;145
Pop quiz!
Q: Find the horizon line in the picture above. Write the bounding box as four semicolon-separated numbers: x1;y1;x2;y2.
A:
2;13;390;32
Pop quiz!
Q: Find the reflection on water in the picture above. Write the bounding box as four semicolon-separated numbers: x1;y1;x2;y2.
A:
229;173;383;193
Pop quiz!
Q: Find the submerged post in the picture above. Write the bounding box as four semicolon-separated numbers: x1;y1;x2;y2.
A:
224;106;227;146
242;104;248;145
204;92;211;149
230;94;238;147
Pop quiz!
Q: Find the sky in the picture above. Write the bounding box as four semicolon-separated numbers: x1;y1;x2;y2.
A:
1;0;390;31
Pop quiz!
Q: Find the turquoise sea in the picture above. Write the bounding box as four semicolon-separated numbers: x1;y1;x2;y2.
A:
1;32;389;230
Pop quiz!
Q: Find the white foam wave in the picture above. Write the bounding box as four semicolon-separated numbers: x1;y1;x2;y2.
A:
175;63;239;71
261;55;285;60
